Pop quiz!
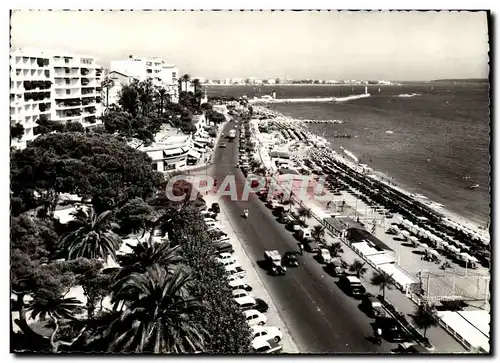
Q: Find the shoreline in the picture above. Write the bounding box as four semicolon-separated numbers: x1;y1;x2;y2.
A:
253;105;490;244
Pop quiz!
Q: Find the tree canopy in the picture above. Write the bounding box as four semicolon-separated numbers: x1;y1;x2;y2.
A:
10;132;163;215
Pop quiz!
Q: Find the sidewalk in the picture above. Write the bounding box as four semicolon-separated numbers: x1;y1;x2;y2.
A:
204;194;300;353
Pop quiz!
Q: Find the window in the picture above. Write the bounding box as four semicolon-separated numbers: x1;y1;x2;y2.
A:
147;69;152;74
172;72;177;78
44;70;50;78
65;79;70;85
66;89;71;95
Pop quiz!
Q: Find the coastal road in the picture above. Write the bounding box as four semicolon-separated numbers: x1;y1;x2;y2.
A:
201;121;396;353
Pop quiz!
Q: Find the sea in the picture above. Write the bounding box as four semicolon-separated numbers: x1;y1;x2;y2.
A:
206;83;491;226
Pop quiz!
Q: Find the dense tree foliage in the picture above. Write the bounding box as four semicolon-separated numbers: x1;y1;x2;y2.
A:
167;207;252;353
10;132;163;215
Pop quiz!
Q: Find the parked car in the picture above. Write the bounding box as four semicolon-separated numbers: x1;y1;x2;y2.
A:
304;238;320;253
251;325;283;343
228;278;253;292
286;220;302;232
211;203;220;214
317;248;332;264
375;317;406;342
297;227;313;241
251;298;270;313
216;252;238;265
392;342;429;354
232;289;252;301
225;263;246;279
216;241;234;254
283;252;299;267
338;275;366;297
361;295;386;318
235;296;257;310
251;337;283;354
243;309;267;326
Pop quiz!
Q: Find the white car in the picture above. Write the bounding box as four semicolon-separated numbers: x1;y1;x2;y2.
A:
219;258;239;267
228;278;252;292
251;325;283;343
227;274;242;283
235;296;257;310
243;309;267;326
318;248;332;264
216;252;238;265
232;289;251;300
225;263;246;279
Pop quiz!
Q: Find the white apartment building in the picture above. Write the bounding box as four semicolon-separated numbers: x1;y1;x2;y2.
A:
110;55;179;103
10;48;103;149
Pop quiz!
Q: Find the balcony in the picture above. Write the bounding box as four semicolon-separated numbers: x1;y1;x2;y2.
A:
81;98;96;106
56;98;82;109
24;91;51;102
82;105;97;114
81;68;90;76
83;115;96;124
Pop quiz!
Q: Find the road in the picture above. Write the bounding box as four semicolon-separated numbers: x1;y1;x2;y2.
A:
203;121;396;353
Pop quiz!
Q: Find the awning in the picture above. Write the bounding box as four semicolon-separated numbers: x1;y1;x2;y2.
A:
188;149;202;159
163;148;184;157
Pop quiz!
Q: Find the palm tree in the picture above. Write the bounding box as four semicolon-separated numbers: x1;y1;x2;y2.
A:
349;259;367;278
180;74;191;93
192;78;201;94
311;225;325;244
107;265;207;353
370;271;394;300
115;239;183;279
411;304;438;338
156;87;167;115
58;207;122;261
328;241;344;257
297;206;312;222
101;77;115;111
29;293;86;352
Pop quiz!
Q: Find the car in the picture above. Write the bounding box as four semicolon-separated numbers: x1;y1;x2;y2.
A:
375;317;406;342
304;239;320;253
228;278;253;292
243;309;267;326
220;143;227;148
225;263;246;279
235;295;257;310
232;289;251;300
210;203;220;214
251;298;270;313
216;252;238;265
251;325;283;343
361;295;386;318
216;241;234;254
338;275;366;297
283;252;299;267
317;248;332;264
392;342;430;354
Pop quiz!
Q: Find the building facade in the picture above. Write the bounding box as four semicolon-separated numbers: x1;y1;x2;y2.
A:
10;48;103;149
109;55;179;103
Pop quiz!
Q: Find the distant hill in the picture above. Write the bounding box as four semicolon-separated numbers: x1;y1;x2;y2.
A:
430;79;489;83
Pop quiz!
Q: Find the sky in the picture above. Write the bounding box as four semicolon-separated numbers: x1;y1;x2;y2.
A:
10;10;490;81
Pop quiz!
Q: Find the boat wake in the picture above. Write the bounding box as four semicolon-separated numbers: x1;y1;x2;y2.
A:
395;93;422;98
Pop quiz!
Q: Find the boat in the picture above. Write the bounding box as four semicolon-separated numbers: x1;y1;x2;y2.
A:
468;184;480;189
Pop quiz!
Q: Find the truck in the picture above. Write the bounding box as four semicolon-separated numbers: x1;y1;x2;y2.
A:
228;129;237;141
264;250;286;276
